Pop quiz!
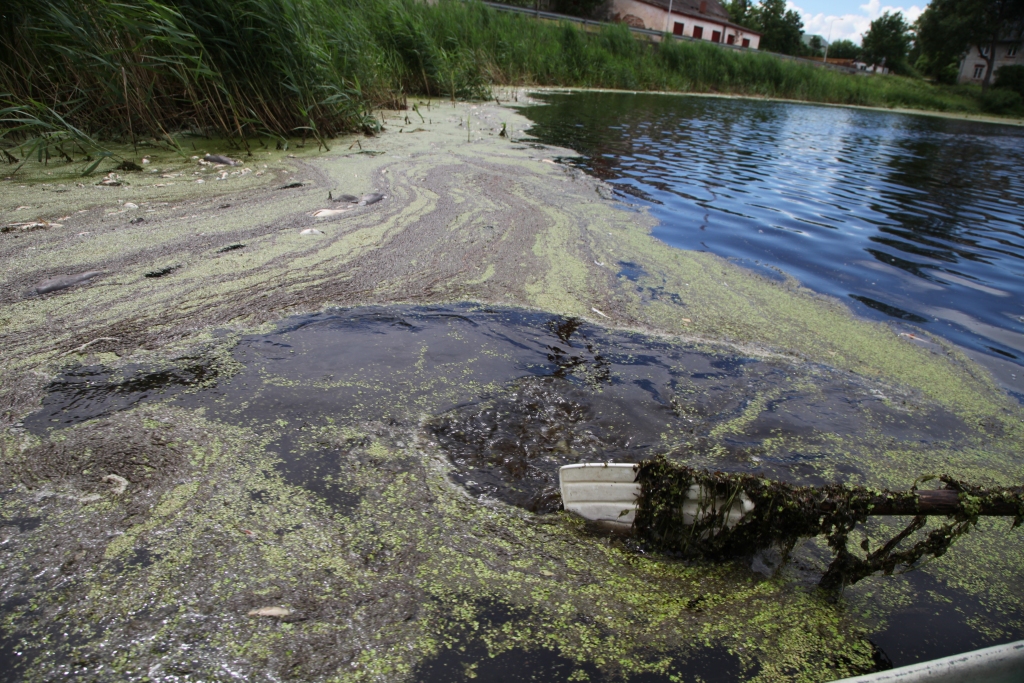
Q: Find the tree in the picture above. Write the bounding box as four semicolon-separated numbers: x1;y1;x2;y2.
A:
827;38;861;60
724;0;751;26
744;0;804;55
550;0;606;18
915;0;1024;89
861;11;912;73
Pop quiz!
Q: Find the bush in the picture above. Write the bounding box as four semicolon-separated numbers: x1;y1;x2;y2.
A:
995;64;1024;98
979;87;1024;115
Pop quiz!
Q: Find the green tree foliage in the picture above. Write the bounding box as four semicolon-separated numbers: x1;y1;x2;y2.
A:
744;0;805;55
915;0;1024;88
996;63;1024;95
913;0;968;83
724;0;751;25
827;39;861;60
861;11;912;73
550;0;606;18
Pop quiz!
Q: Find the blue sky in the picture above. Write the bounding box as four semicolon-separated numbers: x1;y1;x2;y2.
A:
786;0;929;44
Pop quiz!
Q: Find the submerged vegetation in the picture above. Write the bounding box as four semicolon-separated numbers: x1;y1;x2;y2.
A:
0;0;1014;158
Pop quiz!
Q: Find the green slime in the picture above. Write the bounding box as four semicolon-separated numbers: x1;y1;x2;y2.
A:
1;93;1022;681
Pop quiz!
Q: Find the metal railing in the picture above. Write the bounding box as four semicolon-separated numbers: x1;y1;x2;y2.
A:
479;1;861;74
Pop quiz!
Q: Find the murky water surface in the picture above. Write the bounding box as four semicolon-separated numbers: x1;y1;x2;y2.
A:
30;305;958;508
12;308;1022;677
521;92;1024;374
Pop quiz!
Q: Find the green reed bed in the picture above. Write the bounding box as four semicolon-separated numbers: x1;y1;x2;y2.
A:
0;0;996;157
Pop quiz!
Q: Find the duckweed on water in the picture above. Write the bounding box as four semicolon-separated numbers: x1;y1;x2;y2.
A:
1;98;1023;680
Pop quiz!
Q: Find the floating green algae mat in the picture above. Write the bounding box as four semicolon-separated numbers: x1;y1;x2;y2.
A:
1;96;1023;681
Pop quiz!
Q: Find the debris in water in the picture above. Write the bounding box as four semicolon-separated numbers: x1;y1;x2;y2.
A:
277;181;304;190
633;458;1024;589
2;220;61;233
203;154;240;166
145;266;177;278
116;161;143;172
97;173;123;186
591;307;609;318
248;606;293;618
123;202;138;210
216;244;245;253
312;208;349;218
60;337;119;356
300;228;324;235
103;474;129;495
35;271;104;295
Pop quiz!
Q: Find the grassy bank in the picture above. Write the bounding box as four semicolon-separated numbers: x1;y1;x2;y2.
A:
0;0;1007;156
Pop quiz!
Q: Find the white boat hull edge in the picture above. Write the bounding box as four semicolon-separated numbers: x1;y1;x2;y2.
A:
829;640;1024;683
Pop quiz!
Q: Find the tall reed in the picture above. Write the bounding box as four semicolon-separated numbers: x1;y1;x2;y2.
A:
0;0;993;157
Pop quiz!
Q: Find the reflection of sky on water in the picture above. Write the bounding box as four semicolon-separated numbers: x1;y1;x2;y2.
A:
521;92;1024;371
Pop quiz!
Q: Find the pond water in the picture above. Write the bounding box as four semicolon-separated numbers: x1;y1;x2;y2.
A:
18;304;1020;675
521;92;1024;389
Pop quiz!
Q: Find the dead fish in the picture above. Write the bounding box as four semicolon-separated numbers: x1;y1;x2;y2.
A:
203;154;240;166
359;192;385;206
248;606;292;618
328;191;359;203
299;228;324;235
277;181;304;190
35;271;104;295
311;208;349;219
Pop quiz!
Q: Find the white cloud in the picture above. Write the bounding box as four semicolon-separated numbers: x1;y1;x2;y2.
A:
786;1;923;45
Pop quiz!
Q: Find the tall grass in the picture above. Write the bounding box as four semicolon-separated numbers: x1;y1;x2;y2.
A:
0;0;998;158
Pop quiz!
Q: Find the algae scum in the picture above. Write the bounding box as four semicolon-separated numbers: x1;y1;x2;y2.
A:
1;96;1023;681
3;303;1022;682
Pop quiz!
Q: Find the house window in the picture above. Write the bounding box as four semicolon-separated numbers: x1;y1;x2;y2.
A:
727;34;735;44
742;38;750;48
1009;45;1019;57
693;26;703;39
711;30;721;43
973;64;985;78
673;22;684;36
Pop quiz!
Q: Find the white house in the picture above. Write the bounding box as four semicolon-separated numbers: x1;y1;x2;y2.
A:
609;0;762;49
958;36;1021;84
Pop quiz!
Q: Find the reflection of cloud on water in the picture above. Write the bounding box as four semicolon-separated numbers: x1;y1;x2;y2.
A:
921;306;1024;354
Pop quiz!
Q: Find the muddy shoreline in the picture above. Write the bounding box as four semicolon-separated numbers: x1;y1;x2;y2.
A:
1;93;1023;682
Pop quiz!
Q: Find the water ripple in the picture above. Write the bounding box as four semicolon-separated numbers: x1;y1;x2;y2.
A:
523;92;1024;367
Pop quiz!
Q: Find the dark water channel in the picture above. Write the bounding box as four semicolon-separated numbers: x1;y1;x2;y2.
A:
27;305;956;505
520;92;1024;391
